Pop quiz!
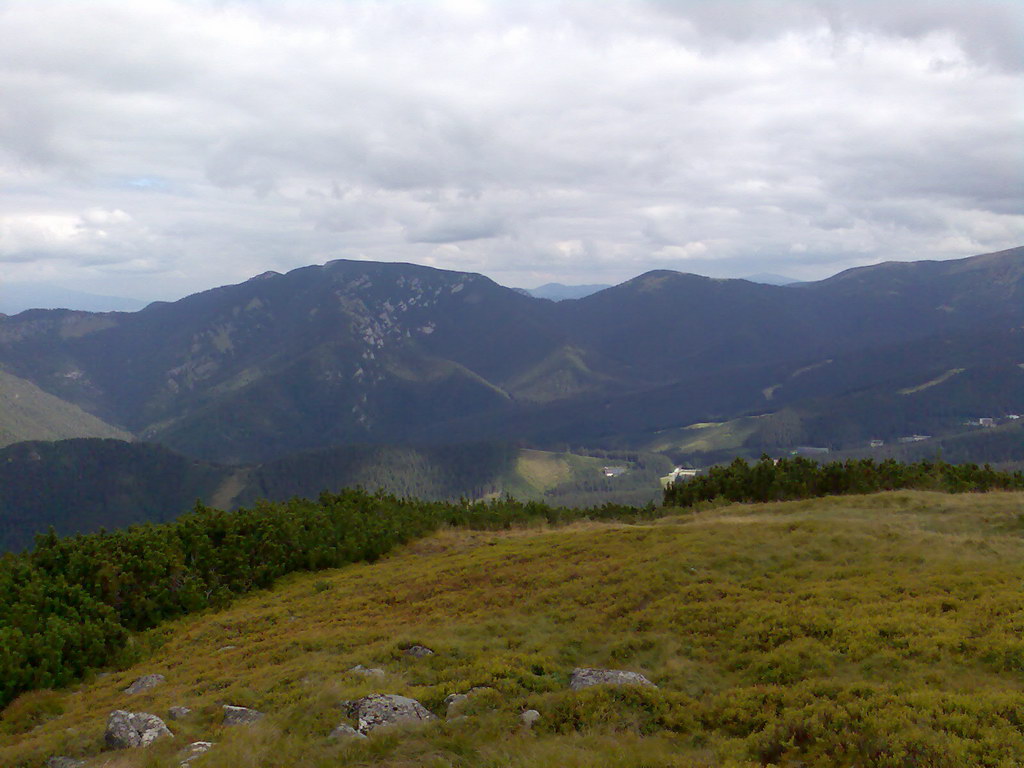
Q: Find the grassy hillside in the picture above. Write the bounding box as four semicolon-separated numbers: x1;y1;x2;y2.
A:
0;370;131;448
6;491;1024;767
503;448;671;507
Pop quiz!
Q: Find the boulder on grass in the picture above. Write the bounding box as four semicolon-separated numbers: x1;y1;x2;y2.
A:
403;645;435;658
222;704;264;726
569;668;656;691
46;758;86;768
105;710;173;748
124;674;166;695
349;664;386;678
168;705;192;720
328;723;367;741
443;686;496;718
179;741;214;767
348;694;437;733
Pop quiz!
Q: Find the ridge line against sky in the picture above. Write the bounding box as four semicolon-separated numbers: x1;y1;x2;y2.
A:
1;0;1022;302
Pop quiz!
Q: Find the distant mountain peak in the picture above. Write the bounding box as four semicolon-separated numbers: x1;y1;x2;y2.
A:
520;282;611;301
742;273;800;286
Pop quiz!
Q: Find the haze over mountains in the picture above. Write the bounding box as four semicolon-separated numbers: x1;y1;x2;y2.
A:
0;247;1021;467
0;284;149;315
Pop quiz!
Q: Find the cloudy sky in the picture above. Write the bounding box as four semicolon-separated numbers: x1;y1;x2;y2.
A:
1;0;1022;301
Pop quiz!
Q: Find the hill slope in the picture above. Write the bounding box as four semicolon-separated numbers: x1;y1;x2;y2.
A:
5;491;1024;767
0;371;131;448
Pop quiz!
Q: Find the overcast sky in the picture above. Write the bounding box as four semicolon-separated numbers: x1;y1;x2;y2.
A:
1;0;1022;301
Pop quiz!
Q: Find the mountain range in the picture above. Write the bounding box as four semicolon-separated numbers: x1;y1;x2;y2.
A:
0;247;1021;467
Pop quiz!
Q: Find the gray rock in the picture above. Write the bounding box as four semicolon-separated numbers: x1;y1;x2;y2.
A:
520;709;541;728
222;704;264;726
46;758;86;768
327;723;367;741
124;674;166;695
216;645;237;652
349;694;437;733
104;710;174;749
444;696;468;720
569;668;656;691
403;644;434;658
179;741;214;767
168;705;192;720
443;686;495;718
443;693;468;718
349;664;386;678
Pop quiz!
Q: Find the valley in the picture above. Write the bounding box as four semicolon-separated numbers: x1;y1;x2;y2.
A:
0;439;668;551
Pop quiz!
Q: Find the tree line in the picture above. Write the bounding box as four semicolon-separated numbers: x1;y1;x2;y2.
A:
663;455;1024;507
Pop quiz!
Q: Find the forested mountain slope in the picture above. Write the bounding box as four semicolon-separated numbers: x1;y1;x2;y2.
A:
0;247;1020;462
0;439;668;551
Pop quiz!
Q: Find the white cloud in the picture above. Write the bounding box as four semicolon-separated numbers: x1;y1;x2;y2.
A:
0;0;1020;298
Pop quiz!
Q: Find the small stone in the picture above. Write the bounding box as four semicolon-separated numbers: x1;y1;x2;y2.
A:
349;664;386;678
443;686;494;718
568;668;656;691
403;645;434;658
179;741;214;767
444;693;468;718
327;723;367;741
124;674;166;695
46;758;86;768
520;709;541;728
105;710;174;749
349;693;437;733
216;645;237;653
168;706;192;720
222;704;264;726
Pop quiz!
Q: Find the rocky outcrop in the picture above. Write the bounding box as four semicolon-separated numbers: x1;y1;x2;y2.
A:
403;645;435;658
520;709;541;729
569;668;656;691
179;741;214;767
168;705;192;720
348;694;437;733
222;705;264;726
124;674;166;695
104;710;174;748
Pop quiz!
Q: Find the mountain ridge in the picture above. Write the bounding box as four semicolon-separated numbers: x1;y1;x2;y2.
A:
0;247;1020;463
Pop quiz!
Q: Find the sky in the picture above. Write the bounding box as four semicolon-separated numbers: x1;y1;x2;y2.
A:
1;0;1022;301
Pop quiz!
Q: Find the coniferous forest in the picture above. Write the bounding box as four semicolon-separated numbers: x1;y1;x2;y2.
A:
663;456;1024;507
